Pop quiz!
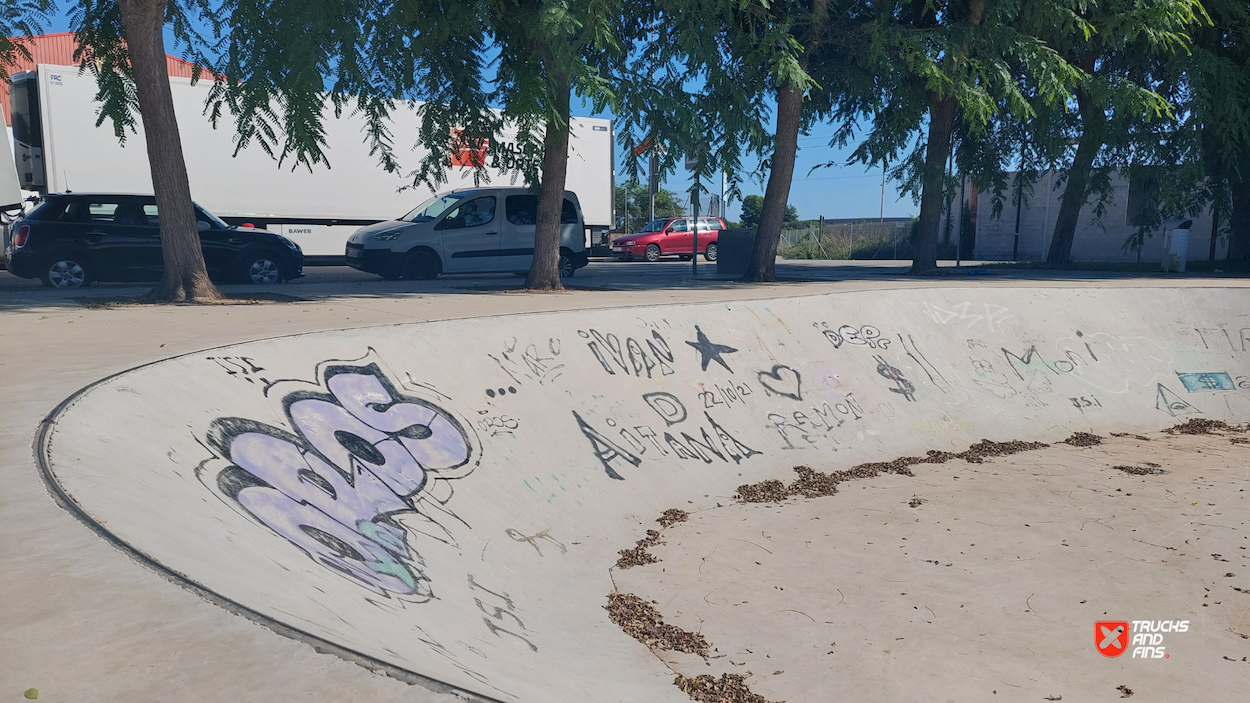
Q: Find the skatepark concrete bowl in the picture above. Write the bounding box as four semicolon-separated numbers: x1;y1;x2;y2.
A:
36;287;1250;702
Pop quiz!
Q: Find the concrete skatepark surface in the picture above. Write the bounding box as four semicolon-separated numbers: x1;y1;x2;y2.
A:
28;285;1250;701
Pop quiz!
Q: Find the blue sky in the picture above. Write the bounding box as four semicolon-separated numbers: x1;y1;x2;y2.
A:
37;11;917;223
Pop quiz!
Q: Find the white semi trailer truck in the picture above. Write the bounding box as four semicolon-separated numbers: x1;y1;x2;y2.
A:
9;65;614;261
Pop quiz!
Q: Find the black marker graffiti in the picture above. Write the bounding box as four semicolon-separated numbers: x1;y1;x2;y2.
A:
489;337;564;386
572;411;642;480
757;364;802;400
468;574;538;652
579;329;675;378
697;380;753;408
1156;383;1199;416
768;394;865;450
207;356;270;385
685;325;738;373
818;323;890;349
874;355;916;402
505;528;567;556
643;392;688;425
665;412;761;464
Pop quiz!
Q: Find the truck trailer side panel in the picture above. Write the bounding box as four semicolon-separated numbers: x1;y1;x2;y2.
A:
22;65;613;257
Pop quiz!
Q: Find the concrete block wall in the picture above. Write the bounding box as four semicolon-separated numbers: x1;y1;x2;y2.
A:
973;171;1226;263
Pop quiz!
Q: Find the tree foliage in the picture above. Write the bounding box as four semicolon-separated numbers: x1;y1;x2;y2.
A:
0;1;53;83
616;183;683;232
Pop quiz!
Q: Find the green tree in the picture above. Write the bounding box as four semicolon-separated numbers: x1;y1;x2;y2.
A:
1185;0;1250;262
615;183;684;232
831;0;1082;273
1034;0;1204;265
735;194;795;228
619;1;831;282
0;2;52;82
740;194;765;228
73;0;224;301
208;0;628;290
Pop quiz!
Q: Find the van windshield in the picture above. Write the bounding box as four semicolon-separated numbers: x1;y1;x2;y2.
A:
402;193;465;222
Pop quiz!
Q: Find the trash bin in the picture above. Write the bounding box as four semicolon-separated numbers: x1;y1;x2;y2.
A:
1161;219;1192;273
716;228;756;277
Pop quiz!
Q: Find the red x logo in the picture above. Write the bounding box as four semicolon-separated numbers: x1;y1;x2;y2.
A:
1096;621;1129;658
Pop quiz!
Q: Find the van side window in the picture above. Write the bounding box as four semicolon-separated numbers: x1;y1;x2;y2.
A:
143;204;161;226
562;199;579;225
435;196;496;230
506;195;537;225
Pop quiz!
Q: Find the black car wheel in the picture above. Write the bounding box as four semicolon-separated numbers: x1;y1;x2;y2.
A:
41;255;90;289
402;250;440;280
240;252;285;284
704;242;718;262
645;244;662;262
559;253;575;278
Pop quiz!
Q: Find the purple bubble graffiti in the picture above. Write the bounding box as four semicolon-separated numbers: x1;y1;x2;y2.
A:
205;363;475;599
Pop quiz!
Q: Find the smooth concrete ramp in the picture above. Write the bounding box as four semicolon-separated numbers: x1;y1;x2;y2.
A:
38;287;1250;701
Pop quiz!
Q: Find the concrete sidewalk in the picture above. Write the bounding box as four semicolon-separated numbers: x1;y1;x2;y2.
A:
3;272;1249;702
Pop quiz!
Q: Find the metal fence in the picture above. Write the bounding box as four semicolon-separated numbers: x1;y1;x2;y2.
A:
779;220;911;260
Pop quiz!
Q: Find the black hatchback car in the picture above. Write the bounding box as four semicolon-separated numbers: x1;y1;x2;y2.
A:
5;193;303;288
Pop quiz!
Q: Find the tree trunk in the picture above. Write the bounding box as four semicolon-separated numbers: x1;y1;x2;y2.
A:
118;0;221;302
741;83;804;282
741;0;826;282
911;93;956;274
1229;171;1250;262
1047;60;1104;265
524;71;571;291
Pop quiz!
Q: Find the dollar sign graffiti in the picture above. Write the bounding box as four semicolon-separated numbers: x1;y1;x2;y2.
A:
1198;374;1220;390
874;355;916;402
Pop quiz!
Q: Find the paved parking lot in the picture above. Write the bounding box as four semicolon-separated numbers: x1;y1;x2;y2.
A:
3;256;1230;310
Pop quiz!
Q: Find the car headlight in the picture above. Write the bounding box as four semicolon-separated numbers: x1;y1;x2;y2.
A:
279;236;301;251
371;228;405;241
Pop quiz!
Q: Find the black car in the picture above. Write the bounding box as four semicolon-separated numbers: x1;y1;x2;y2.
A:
5;193;303;288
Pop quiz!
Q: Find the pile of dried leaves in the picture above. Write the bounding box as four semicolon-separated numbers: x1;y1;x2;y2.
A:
616;530;663;569
658;508;690;528
1062;432;1103;447
1112;462;1165;476
734;439;1049;504
605;593;708;655
1111;432;1150;441
1165;418;1247;435
674;673;775;703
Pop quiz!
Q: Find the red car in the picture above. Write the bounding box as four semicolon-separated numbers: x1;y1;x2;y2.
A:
611;217;726;262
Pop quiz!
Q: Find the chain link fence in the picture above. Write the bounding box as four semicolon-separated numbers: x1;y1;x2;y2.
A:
779;220;913;260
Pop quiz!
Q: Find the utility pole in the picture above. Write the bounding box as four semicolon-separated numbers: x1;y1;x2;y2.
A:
880;160;887;222
691;181;699;277
1012;143;1024;261
649;152;658;222
956;172;966;267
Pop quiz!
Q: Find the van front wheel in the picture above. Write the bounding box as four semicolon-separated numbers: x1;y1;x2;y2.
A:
559;253;575;278
402;251;440;280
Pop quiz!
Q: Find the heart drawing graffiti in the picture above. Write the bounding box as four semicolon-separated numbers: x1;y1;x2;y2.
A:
199;359;478;599
757;364;802;401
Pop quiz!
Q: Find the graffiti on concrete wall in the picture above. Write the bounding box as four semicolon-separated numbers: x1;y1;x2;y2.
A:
200;358;478;599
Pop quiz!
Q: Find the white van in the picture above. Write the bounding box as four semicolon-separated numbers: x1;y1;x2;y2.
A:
345;187;589;279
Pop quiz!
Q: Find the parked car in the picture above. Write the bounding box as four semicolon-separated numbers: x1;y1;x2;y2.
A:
611;217;726;262
5;193;303;288
345;187;590;279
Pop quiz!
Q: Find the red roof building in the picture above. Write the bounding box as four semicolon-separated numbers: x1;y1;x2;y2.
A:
2;33;204;126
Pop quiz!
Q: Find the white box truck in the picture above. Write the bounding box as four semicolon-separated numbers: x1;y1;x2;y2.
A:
9;65;614;260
